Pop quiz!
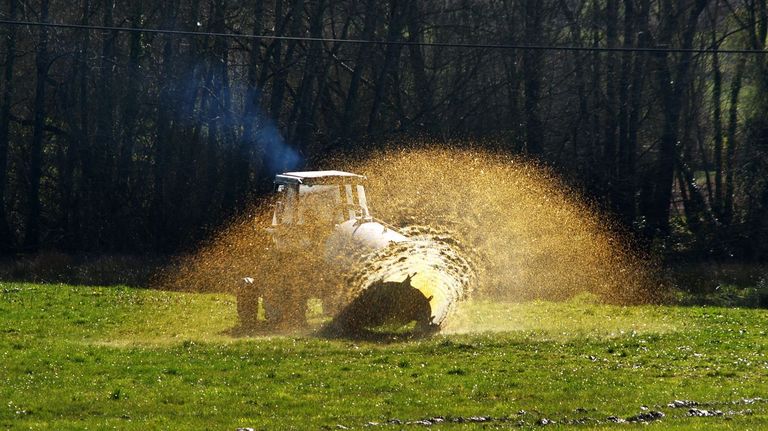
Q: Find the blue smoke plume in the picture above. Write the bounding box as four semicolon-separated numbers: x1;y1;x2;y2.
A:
255;110;301;174
167;65;302;174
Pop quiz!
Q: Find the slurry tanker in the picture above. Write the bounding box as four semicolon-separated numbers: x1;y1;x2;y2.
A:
237;171;471;336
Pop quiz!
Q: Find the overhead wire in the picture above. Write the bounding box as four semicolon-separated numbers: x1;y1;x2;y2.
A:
0;19;767;55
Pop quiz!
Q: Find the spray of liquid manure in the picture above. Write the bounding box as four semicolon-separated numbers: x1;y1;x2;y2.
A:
158;146;654;337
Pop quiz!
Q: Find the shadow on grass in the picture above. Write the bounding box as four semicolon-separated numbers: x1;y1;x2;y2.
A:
0;252;170;287
316;322;440;343
226;278;443;342
316;278;440;342
227;323;438;343
665;262;768;308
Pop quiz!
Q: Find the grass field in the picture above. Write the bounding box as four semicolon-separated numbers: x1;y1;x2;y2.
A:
1;282;767;430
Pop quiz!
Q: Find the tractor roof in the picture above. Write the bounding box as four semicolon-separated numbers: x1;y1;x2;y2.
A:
275;170;366;185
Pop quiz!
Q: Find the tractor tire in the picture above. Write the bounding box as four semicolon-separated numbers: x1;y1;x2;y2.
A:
261;274;310;330
236;280;260;329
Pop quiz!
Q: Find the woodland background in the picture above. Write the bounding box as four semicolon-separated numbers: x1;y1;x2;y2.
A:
1;0;768;261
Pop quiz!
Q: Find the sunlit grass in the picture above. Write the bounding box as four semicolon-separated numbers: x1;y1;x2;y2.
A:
443;295;679;340
101;289;237;346
2;282;767;430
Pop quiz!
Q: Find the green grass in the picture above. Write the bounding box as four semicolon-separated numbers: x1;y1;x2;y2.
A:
1;282;768;430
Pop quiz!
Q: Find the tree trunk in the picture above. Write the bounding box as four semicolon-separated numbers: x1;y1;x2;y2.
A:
678;84;711;242
604;0;619;203
153;0;179;250
114;0;143;250
723;56;745;226
616;0;633;220
588;0;601;179
340;0;378;142
367;0;406;136
405;0;436;134
710;1;724;218
210;0;233;214
92;0;117;249
270;0;306;119
557;0;587;164
119;1;142;199
25;0;51;250
0;0;18;251
522;0;544;156
240;0;265;195
645;0;708;238
287;0;327;147
743;0;768;259
625;0;650;228
61;0;93;252
616;0;647;225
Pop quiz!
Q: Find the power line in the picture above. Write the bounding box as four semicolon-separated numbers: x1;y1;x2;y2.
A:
1;19;767;55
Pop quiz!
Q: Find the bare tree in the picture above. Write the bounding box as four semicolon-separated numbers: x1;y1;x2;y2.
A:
24;0;51;250
0;0;18;250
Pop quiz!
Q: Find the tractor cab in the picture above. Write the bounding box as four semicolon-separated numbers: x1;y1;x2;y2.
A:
269;171;372;248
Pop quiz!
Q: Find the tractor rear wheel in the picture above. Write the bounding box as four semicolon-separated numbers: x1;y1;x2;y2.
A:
236;280;260;329
260;267;310;330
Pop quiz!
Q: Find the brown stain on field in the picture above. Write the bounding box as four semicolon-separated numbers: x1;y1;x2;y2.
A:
157;146;656;333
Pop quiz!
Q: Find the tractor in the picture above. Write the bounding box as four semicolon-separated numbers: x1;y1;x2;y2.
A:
237;171;437;334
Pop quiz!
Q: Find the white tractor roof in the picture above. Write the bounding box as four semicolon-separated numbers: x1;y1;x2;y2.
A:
275;170;366;185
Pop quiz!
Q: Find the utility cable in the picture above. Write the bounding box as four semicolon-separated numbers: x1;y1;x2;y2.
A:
1;19;767;55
